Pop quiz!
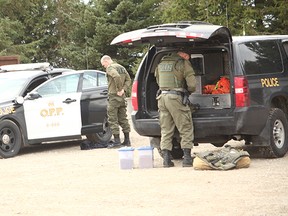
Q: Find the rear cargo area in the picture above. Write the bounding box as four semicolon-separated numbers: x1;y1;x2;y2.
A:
145;48;232;114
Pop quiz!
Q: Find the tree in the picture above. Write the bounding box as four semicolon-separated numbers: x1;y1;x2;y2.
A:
80;0;162;75
158;0;199;23
0;0;288;70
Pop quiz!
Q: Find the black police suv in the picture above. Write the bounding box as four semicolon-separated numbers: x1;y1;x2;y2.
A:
111;21;288;158
0;63;112;158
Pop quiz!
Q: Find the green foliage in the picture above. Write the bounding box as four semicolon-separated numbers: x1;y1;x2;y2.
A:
160;0;199;23
84;0;162;75
0;0;287;71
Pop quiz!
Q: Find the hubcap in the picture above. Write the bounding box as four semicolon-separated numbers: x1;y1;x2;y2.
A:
0;128;14;151
273;119;285;148
2;134;10;145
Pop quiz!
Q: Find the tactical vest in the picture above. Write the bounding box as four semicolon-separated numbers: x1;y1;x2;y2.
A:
194;145;250;170
157;55;185;89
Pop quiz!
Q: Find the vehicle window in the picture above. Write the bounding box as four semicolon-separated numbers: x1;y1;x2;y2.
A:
82;71;107;90
98;73;107;86
190;54;204;75
83;72;97;89
239;40;283;75
37;74;80;96
24;77;48;96
283;42;288;57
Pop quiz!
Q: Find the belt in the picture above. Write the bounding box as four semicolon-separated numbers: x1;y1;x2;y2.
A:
161;90;182;95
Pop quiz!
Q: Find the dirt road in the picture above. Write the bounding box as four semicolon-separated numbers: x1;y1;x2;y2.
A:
1;100;288;216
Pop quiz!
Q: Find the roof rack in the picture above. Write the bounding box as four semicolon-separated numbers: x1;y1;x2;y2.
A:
0;62;51;73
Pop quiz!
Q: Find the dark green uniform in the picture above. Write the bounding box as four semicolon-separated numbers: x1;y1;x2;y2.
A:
155;53;196;151
106;62;131;135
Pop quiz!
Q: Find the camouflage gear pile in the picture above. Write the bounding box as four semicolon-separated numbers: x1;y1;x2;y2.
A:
193;145;251;170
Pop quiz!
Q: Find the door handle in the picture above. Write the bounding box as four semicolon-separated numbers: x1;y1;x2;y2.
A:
100;90;108;95
63;98;76;104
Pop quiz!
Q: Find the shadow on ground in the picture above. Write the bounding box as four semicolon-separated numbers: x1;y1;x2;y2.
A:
18;140;82;156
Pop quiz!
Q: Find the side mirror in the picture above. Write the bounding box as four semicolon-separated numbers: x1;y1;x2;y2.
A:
15;96;24;105
27;92;42;100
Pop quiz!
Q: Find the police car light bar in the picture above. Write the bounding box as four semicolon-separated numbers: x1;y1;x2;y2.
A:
0;62;50;72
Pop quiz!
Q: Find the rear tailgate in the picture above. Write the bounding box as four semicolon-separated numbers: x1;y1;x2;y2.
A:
111;22;232;46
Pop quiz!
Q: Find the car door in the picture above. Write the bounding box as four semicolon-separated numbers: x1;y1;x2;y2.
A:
23;73;82;140
80;70;108;129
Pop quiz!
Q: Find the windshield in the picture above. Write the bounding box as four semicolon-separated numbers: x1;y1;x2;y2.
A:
0;75;28;101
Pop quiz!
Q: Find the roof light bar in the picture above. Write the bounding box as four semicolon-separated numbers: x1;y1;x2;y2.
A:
0;62;50;72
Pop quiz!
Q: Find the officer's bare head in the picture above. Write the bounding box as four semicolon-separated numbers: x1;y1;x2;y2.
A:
101;55;113;68
177;51;190;60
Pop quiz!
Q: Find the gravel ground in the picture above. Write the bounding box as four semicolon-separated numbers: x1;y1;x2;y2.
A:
1;99;288;216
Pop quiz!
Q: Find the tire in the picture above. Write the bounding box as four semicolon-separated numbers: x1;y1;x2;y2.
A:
263;108;288;158
86;116;112;143
0;120;23;158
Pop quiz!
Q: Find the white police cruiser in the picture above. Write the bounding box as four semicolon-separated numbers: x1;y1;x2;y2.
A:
0;63;111;158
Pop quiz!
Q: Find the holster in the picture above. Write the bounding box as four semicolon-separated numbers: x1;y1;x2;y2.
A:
181;91;191;106
181;90;200;110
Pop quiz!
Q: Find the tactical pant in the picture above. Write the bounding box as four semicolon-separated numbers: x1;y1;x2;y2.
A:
157;94;194;150
107;95;131;135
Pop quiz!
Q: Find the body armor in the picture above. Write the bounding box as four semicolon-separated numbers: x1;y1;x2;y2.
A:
157;54;185;89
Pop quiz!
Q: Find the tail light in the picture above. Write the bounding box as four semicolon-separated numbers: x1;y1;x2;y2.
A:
234;76;250;107
131;80;138;111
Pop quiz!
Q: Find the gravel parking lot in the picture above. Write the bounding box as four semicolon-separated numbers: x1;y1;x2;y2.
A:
1;99;288;216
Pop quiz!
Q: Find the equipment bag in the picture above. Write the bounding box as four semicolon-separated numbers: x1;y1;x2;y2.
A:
193;145;250;170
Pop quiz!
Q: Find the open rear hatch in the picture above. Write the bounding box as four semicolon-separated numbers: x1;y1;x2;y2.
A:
111;21;232;46
111;22;233;110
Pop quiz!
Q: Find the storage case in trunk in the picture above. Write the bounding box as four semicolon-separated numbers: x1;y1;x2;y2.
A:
190;93;231;109
190;76;231;109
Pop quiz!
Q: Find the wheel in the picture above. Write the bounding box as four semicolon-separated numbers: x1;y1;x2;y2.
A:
86;116;112;143
264;108;288;158
0;120;23;158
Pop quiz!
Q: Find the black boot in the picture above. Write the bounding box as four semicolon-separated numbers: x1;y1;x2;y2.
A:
162;149;174;168
107;134;122;149
182;148;193;167
121;133;131;146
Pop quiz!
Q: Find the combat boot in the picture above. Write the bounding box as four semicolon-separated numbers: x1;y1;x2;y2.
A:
121;132;131;146
162;149;174;168
182;148;193;167
107;134;122;149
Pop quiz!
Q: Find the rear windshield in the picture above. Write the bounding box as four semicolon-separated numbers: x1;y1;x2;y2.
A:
238;40;283;75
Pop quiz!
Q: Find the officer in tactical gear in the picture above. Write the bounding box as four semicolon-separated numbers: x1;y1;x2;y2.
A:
101;55;132;148
155;51;196;167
